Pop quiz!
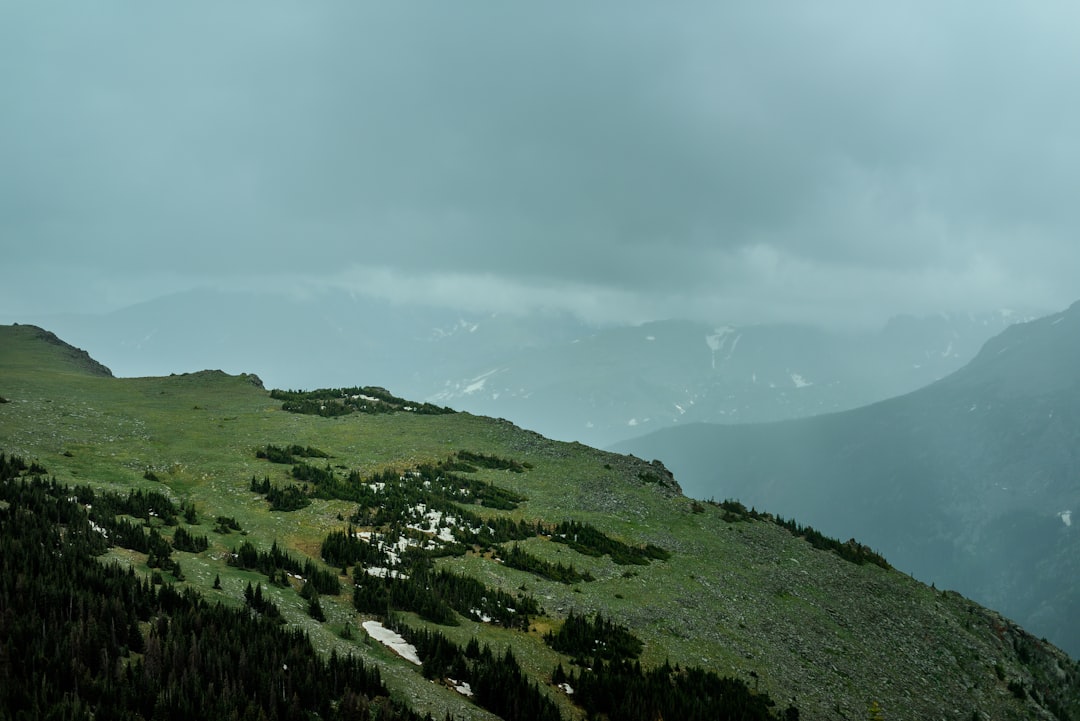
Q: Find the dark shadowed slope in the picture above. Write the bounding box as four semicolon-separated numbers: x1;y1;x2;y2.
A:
615;301;1080;657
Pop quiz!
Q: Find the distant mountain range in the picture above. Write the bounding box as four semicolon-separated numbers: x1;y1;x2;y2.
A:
431;311;1032;446
614;301;1080;657
8;288;1035;446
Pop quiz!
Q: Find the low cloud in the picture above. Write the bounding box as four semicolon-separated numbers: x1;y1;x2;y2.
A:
3;3;1079;325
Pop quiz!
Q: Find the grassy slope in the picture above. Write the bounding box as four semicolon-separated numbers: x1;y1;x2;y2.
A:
2;323;1077;721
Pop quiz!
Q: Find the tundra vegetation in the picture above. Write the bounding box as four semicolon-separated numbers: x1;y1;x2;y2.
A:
2;323;1079;721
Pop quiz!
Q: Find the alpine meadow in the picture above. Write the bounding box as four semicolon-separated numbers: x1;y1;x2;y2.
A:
3;323;1079;721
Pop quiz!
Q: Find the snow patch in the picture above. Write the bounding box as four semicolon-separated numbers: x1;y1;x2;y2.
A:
705;327;740;369
363;621;422;665
463;377;487;395
1052;316;1065;326
431;368;505;401
450;679;473;696
790;373;812;388
1060;511;1072;527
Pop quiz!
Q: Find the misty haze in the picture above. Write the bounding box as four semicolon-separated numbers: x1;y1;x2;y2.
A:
4;4;1080;719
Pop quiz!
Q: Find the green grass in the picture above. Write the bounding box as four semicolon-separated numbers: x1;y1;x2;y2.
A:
3;323;1077;721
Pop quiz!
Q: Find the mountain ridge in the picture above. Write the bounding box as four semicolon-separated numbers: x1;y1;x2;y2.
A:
614;301;1080;658
3;323;1079;720
4;288;1038;447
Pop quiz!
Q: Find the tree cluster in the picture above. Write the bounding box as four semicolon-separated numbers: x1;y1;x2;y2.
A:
256;443;330;464
544;610;643;663
229;539;341;595
250;473;311;511
773;516;890;569
171;525;209;553
243;580;283;621
561;658;786;721
270;386;454;417
550;520;671;565
391;623;563;721
290;461;336;485
709;499;890;569
213;515;242;534
452;449;532;473
503;543;593;584
353;559;538;629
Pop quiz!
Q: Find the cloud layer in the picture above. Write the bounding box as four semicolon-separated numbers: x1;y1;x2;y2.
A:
4;3;1079;325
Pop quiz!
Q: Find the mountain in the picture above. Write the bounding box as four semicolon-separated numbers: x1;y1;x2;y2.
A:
613;301;1080;658
433;311;1030;446
8;287;1034;447
3;323;1079;720
8;287;590;392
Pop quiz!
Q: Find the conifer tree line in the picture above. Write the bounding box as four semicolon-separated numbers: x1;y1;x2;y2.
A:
549;519;671;564
250;473;312;511
257;442;330;464
302;452;670;567
558;657;789;721
19;473;213;581
385;613;792;721
213;514;243;534
270;385;454;417
229;538;342;595
276;454;528;511
710;499;890;569
389;622;564;721
354;557;539;629
503;543;594;584
0;454;431;721
543;610;643;663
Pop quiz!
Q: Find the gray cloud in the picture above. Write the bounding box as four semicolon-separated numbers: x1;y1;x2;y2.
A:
4;2;1080;325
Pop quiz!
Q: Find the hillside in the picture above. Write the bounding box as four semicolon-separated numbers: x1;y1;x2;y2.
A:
2;323;1079;720
615;301;1080;659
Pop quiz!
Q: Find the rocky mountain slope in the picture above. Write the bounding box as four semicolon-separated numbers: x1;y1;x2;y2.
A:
2;323;1078;720
615;301;1080;659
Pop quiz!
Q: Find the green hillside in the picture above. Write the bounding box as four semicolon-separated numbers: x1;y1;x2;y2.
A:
2;324;1078;720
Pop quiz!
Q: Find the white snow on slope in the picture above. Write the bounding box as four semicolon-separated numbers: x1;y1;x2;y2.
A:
431;368;505;401
362;621;422;665
450;679;474;696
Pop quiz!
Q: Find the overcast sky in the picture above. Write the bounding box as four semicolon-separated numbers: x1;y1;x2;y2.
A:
3;2;1079;328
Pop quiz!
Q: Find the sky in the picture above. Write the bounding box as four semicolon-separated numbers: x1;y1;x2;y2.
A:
3;2;1080;329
